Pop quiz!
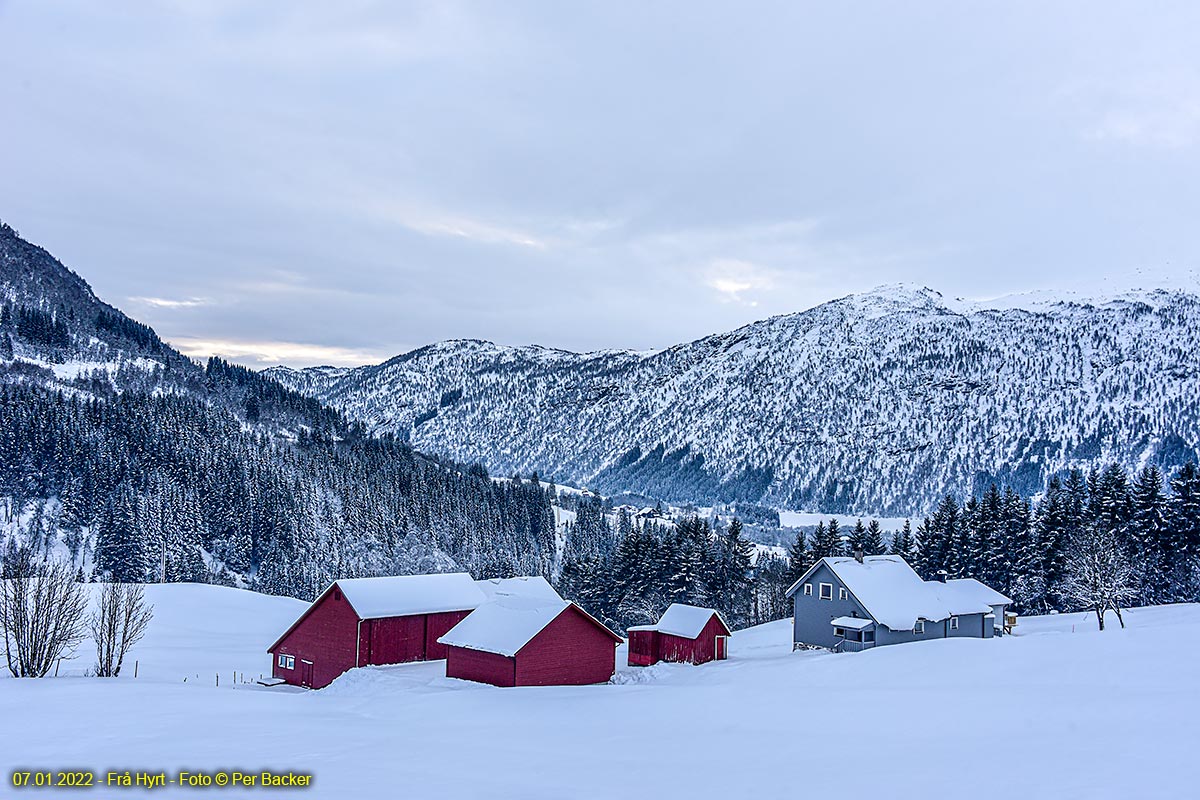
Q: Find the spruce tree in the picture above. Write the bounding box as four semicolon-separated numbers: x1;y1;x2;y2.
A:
850;519;867;553
863;519;886;555
890;519;916;561
785;528;810;586
826;518;845;557
1130;465;1169;604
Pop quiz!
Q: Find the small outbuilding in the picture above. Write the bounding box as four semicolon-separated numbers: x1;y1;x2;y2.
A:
268;573;487;689
627;603;732;667
438;596;622;687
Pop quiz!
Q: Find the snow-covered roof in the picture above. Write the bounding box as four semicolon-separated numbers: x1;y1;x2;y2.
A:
788;556;1010;631
628;603;730;639
475;576;563;604
944;578;1013;608
437;596;570;657
830;616;874;630
335;573;486;619
438;597;621;657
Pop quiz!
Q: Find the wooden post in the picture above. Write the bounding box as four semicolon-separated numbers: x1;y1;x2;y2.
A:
134;660;139;679
216;672;219;687
54;658;61;677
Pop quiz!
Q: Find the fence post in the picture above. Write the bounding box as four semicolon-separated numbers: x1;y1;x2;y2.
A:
135;660;139;679
216;673;219;687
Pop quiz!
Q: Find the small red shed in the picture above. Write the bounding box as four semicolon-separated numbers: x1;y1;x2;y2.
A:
267;573;486;689
438;597;622;687
627;603;732;667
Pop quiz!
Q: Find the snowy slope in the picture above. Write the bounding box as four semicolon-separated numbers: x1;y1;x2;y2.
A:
267;285;1200;515
3;583;1196;799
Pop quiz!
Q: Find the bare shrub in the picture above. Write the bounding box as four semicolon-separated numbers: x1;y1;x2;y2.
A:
90;581;153;677
0;543;88;677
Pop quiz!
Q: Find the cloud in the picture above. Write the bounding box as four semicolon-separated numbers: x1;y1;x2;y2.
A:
128;296;210;308
401;214;548;249
169;337;386;368
358;196;551;249
703;259;778;306
1076;72;1200;149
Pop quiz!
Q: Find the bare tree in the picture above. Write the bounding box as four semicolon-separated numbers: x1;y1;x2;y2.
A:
1063;525;1137;631
0;543;88;677
89;581;153;677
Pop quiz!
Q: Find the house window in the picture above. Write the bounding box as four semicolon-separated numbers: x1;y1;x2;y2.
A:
833;627;845;637
838;588;848;601
914;621;925;634
863;630;876;643
950;616;959;630
278;654;295;670
819;583;833;600
803;584;813;596
334;588;342;601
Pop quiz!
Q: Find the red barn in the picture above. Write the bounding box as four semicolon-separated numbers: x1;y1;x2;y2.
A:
627;604;732;667
438;597;622;687
267;573;486;689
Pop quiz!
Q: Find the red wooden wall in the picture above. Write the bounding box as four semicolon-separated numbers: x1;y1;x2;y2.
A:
445;645;516;687
425;610;471;660
270;587;359;689
627;629;659;667
359;614;424;665
515;605;618;686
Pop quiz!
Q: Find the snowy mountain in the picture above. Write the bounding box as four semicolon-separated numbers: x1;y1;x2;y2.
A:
267;284;1200;515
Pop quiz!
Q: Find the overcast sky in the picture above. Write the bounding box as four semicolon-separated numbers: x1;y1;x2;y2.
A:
2;2;1199;366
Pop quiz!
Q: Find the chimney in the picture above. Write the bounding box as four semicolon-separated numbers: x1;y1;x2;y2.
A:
935;569;948;583
853;545;864;564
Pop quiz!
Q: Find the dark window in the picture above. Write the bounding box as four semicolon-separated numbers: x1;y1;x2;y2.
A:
863;630;875;643
334;589;342;601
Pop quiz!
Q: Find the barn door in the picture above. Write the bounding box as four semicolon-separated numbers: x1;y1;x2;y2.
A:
715;636;728;660
300;660;314;688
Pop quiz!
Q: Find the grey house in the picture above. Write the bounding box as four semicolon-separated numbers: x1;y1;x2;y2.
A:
785;552;1012;652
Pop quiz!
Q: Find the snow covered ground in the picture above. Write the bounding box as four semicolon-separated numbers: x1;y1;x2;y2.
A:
3;584;1196;799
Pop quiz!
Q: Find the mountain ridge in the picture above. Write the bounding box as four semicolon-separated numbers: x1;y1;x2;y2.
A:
267;284;1200;515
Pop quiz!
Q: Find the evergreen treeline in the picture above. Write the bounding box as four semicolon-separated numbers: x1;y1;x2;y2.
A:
0;382;557;600
560;463;1200;634
555;499;759;633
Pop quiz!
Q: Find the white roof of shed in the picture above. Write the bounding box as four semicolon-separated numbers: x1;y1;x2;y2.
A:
830;616;874;630
335;573;486;619
475;576;563;603
437;596;571;657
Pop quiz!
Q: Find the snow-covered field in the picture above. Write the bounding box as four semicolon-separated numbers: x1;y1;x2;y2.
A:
3;584;1196;799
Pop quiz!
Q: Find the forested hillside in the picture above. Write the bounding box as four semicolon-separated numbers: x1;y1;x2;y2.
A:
0;221;556;598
